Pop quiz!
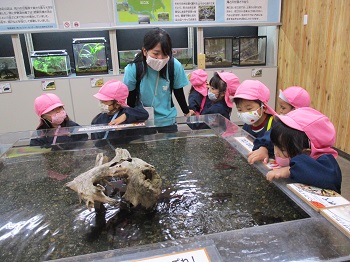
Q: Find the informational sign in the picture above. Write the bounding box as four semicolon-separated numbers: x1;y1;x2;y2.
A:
0;0;280;33
41;80;56;90
0;83;12;94
234;136;254;152
0;0;57;31
134;248;210;262
225;0;268;22
76;122;146;132
115;0;280;26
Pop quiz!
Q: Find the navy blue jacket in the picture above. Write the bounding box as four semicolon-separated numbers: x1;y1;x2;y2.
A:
201;97;231;120
243;115;274;158
91;106;148;141
188;89;204;113
30;119;88;150
189;90;231;119
290;154;342;193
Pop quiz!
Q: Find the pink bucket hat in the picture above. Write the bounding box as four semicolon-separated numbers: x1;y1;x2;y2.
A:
276;107;337;159
217;72;240;108
279;86;311;108
94;80;129;107
189;69;208;96
233;80;276;115
34;93;64;117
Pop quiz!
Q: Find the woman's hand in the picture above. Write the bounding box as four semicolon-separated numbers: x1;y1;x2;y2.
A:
108;114;127;126
266;166;291;181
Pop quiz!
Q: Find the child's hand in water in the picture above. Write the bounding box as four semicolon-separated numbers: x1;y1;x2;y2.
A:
266;166;290;181
247;147;269;164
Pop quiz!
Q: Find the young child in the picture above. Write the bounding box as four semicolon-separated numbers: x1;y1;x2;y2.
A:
233;80;276;164
278;86;311;115
188;71;240;120
30;93;88;149
91;79;149;142
266;107;341;193
188;69;208;116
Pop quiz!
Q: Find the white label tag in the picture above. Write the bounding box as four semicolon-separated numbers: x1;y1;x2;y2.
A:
145;106;154;120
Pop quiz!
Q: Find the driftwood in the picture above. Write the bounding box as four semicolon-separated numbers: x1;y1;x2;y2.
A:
66;148;162;210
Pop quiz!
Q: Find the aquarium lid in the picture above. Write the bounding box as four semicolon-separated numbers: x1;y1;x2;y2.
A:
0;56;16;59
31;50;68;57
233;35;267;39
72;37;106;44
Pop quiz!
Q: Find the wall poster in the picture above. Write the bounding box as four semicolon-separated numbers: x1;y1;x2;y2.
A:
0;0;57;32
115;0;280;26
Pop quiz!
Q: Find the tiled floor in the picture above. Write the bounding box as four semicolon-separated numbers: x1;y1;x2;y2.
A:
338;155;350;200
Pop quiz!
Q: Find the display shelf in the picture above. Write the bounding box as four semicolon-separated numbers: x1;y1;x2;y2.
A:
0;0;280;134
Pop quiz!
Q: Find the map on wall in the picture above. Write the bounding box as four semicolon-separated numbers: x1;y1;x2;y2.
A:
116;0;172;23
115;0;281;26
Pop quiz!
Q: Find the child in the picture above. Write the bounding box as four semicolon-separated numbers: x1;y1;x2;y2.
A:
188;69;208;116
233;80;276;164
30;93;88;149
266;107;341;193
189;71;240;120
91;79;149;142
278;86;311;115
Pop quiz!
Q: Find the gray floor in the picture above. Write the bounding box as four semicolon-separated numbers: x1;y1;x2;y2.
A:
338;155;350;200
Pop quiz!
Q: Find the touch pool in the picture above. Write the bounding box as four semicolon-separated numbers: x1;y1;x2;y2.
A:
0;115;349;262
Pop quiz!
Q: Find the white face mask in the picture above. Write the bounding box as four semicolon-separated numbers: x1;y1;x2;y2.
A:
237;106;263;125
99;102;110;113
208;90;217;101
146;55;169;71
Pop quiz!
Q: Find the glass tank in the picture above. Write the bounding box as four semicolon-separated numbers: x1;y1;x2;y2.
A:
0;115;316;261
1;116;349;262
72;37;108;76
204;37;233;68
0;57;19;81
118;48;194;72
118;50;140;73
172;48;194;69
232;36;267;66
31;50;71;78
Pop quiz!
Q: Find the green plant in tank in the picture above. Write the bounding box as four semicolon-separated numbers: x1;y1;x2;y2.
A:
78;43;106;68
32;56;67;74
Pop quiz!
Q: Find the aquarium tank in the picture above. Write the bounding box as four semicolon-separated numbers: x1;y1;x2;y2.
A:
118;50;140;73
0;57;19;81
72;37;108;76
31;50;71;78
172;48;193;70
232;36;267;66
204;37;233;68
0;115;318;262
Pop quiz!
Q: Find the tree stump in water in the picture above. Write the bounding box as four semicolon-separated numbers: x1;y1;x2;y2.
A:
66;148;162;210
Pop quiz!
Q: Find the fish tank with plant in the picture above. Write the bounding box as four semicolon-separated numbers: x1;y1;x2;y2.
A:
0;57;19;81
72;37;108;76
172;48;193;70
31;50;71;78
